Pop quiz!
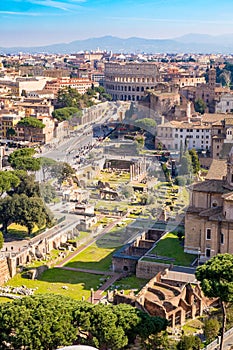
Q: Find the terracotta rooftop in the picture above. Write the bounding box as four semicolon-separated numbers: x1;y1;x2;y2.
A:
192;179;228;193
205;159;227;180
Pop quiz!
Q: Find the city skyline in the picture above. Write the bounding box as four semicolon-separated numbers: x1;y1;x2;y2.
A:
2;0;233;47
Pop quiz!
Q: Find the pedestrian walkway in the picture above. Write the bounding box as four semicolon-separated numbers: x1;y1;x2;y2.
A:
56;266;116;276
88;272;123;304
56;215;127;268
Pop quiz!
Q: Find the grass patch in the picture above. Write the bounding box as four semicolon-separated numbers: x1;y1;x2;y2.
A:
0;297;13;303
182;319;204;335
110;275;149;294
6;269;106;300
65;243;115;271
7;223;45;239
150;232;196;266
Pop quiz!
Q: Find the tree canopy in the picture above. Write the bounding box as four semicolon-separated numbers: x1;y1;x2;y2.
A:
189;149;200;175
134;118;157;135
0;231;3;250
194;98;206;114
56;86;95;109
196;254;233;350
17;117;45;129
52;107;81;122
0;295;167;350
179;151;193;176
8;148;41;171
0;171;20;197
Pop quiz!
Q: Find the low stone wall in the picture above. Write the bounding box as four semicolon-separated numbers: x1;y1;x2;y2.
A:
136;260;170;279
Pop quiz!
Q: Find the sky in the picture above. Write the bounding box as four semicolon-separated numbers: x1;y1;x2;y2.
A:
2;0;233;47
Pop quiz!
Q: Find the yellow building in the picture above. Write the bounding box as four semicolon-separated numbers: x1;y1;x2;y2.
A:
0;114;21;139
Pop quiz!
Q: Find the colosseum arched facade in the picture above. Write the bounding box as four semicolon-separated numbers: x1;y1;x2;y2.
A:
104;62;160;101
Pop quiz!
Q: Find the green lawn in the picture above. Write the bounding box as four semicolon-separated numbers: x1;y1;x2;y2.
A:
0;297;13;304
110;275;149;294
149;232;196;266
5;269;107;300
65;243;115;271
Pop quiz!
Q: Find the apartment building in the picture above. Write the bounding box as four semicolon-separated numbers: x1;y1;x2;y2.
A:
45;77;98;95
156;120;211;151
0;114;21;139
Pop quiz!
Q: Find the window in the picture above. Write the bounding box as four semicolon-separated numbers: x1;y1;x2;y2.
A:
206;228;211;240
220;233;224;245
206;248;211;258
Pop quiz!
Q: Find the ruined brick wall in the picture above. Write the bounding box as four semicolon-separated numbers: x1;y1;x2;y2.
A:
136;260;170;279
0;258;10;285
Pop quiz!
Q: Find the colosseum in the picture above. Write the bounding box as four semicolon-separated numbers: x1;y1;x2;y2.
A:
104;62;160;101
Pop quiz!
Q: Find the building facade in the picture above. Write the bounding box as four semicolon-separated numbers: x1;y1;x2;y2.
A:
184;151;233;262
156;120;211;151
104;62;159;101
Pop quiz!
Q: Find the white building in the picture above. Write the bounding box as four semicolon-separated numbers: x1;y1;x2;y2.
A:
215;93;233;113
157;120;211;151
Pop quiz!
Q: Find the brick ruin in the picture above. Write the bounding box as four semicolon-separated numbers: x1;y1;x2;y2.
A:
114;270;217;327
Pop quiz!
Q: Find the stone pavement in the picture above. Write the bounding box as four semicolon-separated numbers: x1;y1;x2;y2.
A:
88;272;123;304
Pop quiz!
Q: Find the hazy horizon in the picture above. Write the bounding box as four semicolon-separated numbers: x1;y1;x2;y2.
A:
2;0;233;47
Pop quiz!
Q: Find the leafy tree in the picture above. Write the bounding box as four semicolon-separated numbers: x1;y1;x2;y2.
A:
134;118;157;135
0;231;3;249
174;175;187;186
189;149;200;175
179;151;193;176
177;334;201;350
39;182;57;203
40;157;57;181
194;98;206;114
219;69;231;87
101;92;112;101
10;170;40;197
145;331;176;350
0;295;167;350
157;142;163;151
161;163;171;182
203;318;220;343
83;303;128;349
196;254;233;350
56;86;94;109
0;195;19;234
17;117;45;142
120;184;134;199
57;86;82;108
51;162;75;185
135;135;145;149
0;171;20;197
8;148;41;172
52;107;81;122
0;295;77;350
6;127;16;139
13;194;52;235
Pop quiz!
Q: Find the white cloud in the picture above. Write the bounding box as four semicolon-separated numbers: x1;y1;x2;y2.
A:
0;10;43;16
27;0;86;11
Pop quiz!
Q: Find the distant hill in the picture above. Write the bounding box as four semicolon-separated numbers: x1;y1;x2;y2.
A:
1;34;233;54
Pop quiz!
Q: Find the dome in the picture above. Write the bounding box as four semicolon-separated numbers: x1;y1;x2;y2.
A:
57;346;98;350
